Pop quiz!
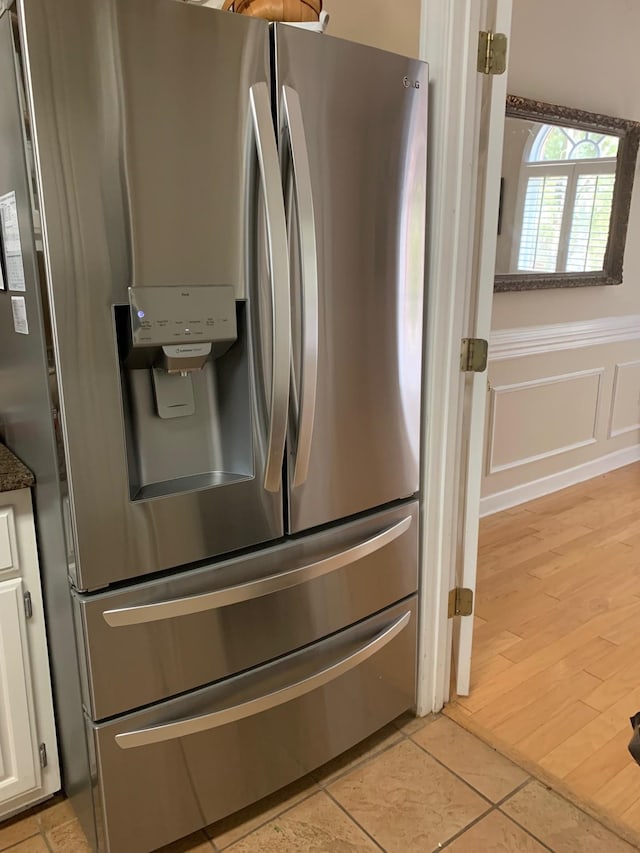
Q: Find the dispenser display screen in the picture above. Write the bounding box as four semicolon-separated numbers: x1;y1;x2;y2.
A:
129;285;237;348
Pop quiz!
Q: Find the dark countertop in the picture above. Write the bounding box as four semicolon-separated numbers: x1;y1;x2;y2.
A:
0;444;35;493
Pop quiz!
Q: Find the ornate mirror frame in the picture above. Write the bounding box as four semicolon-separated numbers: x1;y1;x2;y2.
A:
495;94;640;293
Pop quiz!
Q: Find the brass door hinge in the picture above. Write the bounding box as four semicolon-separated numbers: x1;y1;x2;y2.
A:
461;338;488;373
478;31;508;75
448;587;474;618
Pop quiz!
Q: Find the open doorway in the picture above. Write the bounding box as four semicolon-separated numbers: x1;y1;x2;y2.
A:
446;0;640;845
448;464;640;845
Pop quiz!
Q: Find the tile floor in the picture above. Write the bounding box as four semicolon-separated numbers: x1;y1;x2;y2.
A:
1;713;636;852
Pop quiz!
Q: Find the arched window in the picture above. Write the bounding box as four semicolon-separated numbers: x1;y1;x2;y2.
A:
515;124;619;274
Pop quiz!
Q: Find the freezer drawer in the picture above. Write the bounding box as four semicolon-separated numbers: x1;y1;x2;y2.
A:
74;501;418;720
90;598;417;853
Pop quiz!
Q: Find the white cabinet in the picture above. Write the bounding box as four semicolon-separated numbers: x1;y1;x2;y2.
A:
0;578;40;803
0;489;59;820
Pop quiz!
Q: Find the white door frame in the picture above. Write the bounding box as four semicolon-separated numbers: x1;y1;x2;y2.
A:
416;0;512;713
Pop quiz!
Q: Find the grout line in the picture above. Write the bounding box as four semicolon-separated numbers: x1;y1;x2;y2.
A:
322;788;386;852
493;777;532;809
407;732;496;810
41;829;55;853
497;801;555;853
313;732;407;789
209;787;319;851
434;804;500;851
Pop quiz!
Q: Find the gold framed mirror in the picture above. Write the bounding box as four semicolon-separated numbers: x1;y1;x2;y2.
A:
495;94;640;292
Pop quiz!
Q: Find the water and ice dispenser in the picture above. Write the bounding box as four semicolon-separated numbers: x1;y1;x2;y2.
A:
115;287;254;501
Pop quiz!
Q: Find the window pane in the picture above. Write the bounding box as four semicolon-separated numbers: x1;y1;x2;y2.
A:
566;174;615;272
518;175;568;272
529;125;620;162
570;141;600;160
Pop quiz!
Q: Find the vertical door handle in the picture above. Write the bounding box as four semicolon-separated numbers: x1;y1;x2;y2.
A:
281;86;319;489
250;83;291;493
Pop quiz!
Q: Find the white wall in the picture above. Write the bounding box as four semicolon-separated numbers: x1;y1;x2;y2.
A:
482;0;640;510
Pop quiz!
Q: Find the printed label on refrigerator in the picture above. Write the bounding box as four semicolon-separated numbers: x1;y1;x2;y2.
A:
11;296;29;335
0;191;26;292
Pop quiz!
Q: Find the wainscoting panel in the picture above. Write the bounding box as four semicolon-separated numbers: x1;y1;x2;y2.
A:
488;369;603;475
609;360;640;438
481;323;640;513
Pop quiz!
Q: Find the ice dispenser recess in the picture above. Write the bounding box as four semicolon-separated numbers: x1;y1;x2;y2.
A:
115;286;254;502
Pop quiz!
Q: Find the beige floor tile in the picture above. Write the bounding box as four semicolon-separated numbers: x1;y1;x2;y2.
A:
3;838;48;853
156;830;213;852
0;815;39;851
328;739;489;852
206;775;318;849
46;817;91;853
445;810;547;852
502;781;636;852
36;797;76;832
412;716;529;802
393;711;437;735
226;791;378;852
312;723;403;786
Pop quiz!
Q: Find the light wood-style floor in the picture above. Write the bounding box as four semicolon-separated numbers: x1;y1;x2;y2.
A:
446;462;640;846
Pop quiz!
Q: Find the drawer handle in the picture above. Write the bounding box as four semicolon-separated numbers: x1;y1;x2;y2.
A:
115;610;411;749
103;515;412;627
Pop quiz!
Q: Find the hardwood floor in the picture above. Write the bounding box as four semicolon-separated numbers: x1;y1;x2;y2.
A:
446;462;640;845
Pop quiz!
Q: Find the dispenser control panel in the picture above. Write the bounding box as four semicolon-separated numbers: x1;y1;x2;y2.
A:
128;285;237;348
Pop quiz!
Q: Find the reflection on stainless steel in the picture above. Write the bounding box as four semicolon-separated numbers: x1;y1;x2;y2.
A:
102;515;412;626
275;26;427;533
115;610;411;749
0;13;95;847
5;2;428;850
76;502;418;720
495;94;640;292
280;85;319;488
20;0;281;590
249;83;291;492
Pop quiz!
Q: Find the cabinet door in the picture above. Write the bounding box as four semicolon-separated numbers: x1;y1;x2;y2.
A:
0;578;40;806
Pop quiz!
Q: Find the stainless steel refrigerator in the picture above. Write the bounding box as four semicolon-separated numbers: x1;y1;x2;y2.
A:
0;1;427;850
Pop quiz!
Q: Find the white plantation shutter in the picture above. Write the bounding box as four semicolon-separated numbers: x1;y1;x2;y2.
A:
517;175;568;272
514;125;619;275
566;173;615;272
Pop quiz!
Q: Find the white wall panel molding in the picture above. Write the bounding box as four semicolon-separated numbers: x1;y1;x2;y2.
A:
481;444;640;517
609;360;640;438
487;368;604;475
489;314;640;361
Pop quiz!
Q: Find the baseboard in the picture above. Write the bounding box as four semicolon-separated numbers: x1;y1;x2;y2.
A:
480;444;640;517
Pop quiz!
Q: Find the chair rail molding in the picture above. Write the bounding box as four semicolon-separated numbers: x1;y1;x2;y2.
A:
489;314;640;361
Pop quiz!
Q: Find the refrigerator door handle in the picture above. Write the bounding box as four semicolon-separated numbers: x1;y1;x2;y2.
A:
102;515;412;627
281;85;319;488
250;83;291;493
114;610;411;749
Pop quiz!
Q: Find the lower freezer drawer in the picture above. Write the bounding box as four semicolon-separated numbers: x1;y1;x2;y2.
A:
90;597;417;853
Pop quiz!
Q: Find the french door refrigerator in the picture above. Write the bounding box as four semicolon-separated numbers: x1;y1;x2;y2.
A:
0;1;427;850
